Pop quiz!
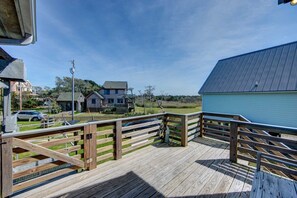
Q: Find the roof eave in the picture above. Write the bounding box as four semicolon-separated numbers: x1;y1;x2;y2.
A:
0;0;37;46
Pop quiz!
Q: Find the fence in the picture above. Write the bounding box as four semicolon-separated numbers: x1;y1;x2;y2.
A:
0;112;173;197
230;120;297;180
1;111;297;197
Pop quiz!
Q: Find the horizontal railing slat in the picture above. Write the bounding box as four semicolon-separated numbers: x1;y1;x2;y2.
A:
96;145;114;154
12;166;79;192
122;132;158;146
238;139;297;155
204;132;229;142
122;138;160;154
187;118;199;125
237;154;297;176
122;126;160;138
238;130;297;146
231;120;297;135
122;120;161;132
238;147;297;165
97;153;114;162
96;137;114;145
96;129;114;136
204;127;230;136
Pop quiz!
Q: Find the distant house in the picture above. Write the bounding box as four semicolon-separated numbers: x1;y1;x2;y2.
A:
199;41;297;128
11;80;33;93
57;92;85;112
85;91;104;112
99;81;128;106
87;81;134;112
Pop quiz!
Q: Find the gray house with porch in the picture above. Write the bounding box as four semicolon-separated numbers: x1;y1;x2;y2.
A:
57;92;85;112
85;91;104;112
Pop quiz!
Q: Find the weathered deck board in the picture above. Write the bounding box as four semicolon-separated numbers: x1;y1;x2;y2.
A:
250;171;297;198
13;138;254;198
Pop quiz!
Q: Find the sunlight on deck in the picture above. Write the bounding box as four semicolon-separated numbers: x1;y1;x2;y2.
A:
14;138;254;198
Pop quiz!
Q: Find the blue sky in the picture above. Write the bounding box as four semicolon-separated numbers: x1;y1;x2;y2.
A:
3;0;297;95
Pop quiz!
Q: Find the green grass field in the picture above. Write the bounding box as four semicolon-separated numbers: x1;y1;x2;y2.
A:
18;104;201;131
134;106;201;114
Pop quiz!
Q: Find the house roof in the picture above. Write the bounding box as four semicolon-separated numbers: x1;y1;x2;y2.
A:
57;92;85;102
0;0;37;45
199;41;297;94
103;81;128;89
0;47;25;81
86;91;104;100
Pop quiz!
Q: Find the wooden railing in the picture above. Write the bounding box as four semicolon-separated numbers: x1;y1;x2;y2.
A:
164;112;200;146
0;113;166;197
1;111;297;197
230;120;297;180
199;112;244;141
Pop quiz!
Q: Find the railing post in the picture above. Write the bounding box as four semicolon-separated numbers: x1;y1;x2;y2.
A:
230;121;239;163
0;137;13;198
162;114;168;143
89;124;97;170
115;120;122;160
181;115;188;147
199;113;203;137
84;124;97;170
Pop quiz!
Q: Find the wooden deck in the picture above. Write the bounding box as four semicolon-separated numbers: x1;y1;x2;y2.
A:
13;138;255;198
250;171;297;198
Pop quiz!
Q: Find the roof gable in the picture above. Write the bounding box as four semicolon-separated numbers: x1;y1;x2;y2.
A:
86;91;104;100
103;81;128;89
57;92;85;102
199;41;297;94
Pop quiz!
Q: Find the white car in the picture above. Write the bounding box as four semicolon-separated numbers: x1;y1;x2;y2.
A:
15;110;47;121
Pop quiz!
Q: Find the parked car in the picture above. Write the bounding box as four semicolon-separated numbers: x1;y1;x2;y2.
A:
14;110;47;121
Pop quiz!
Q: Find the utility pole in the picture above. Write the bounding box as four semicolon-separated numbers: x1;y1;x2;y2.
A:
70;60;75;122
18;82;22;110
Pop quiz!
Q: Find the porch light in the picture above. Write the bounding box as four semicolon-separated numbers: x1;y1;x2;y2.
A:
291;0;297;5
278;0;297;5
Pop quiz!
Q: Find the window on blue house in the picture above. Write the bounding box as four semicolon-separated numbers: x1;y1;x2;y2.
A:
115;89;118;94
91;99;96;104
117;98;123;104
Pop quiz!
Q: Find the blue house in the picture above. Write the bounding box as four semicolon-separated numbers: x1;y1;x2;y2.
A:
199;41;297;128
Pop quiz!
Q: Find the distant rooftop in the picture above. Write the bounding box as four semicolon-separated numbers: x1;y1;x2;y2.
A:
57;92;84;102
86;91;104;99
103;81;128;90
199;41;297;94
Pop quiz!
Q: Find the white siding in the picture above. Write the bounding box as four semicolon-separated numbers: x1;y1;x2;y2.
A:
202;92;297;128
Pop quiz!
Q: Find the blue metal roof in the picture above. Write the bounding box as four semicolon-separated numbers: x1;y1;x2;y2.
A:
199;41;297;94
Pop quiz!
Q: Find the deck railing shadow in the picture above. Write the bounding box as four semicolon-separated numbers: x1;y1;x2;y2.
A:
47;171;162;198
191;137;229;149
20;170;250;198
195;158;254;185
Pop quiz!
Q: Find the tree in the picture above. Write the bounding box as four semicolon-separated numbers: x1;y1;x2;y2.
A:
144;85;155;109
54;76;101;96
32;86;43;94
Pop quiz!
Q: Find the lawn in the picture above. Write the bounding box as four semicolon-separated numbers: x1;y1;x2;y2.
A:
17;104;201;131
17;120;63;131
134;106;201;114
